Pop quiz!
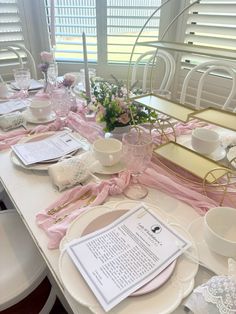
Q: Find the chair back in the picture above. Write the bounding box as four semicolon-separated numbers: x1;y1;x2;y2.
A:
131;50;175;92
180;60;236;111
0;44;37;79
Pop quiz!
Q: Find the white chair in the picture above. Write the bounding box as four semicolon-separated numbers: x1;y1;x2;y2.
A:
0;209;56;312
0;43;37;79
131;49;176;92
180;60;236;110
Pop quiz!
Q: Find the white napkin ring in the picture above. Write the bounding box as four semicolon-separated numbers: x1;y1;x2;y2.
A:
48;155;90;191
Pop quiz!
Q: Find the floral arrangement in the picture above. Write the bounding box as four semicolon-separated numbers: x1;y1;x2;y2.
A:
87;76;156;132
38;51;54;92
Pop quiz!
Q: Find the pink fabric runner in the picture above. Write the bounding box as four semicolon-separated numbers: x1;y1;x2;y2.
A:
0;111;104;150
36;155;236;249
1;107;235;248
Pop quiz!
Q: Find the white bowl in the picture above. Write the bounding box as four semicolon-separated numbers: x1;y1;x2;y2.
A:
204;206;236;257
191;128;220;155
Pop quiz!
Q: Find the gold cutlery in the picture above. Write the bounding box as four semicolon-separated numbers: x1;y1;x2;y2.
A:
53;194;96;224
48;190;92;215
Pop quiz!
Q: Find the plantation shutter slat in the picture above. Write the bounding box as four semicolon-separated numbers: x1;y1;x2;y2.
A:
0;0;26;73
44;0;97;62
107;0;161;64
183;0;236;66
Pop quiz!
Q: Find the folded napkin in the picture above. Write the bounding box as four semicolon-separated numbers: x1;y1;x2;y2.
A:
36;172;130;249
48;152;96;191
0;111;26;130
185;258;236;314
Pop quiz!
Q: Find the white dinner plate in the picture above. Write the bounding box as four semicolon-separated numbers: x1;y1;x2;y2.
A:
10;131;88;171
10;79;44;91
227;146;236;168
188;217;228;276
23;108;56;124
182;139;226;161
59;200;199;314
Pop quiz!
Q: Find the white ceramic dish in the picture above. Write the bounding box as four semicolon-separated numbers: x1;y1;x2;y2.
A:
10;79;43;91
204;206;236;257
59;200;198;314
81;151;126;175
60;201;177;297
23;108;56;124
10;131;87;171
227;146;236;168
188;217;228;275
182;139;226;161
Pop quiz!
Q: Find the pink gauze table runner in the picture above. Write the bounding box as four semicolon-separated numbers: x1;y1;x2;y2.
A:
36;159;226;249
1;108;235;248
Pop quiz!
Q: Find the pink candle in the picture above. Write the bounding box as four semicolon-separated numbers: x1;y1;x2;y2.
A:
50;0;56;47
82;32;91;102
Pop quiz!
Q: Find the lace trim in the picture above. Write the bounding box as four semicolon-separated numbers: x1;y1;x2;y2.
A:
194;276;236;314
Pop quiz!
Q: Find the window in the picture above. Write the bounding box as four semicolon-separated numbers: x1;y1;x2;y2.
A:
183;0;236;66
0;0;26;77
44;0;97;62
174;0;236;109
44;0;161;65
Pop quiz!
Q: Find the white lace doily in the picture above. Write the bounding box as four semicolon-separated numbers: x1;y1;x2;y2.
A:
185;259;236;314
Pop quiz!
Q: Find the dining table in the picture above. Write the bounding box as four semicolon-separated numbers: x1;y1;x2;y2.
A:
0;89;234;314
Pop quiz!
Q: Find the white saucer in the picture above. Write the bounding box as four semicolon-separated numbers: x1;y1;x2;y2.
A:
81;151;126;175
23;108;56;124
188;217;228;275
182;139;226;161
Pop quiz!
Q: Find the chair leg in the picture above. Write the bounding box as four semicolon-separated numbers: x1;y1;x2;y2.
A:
38;287;57;314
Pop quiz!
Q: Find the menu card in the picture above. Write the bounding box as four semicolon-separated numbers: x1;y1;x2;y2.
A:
12;132;82;165
66;204;192;312
0;100;27;115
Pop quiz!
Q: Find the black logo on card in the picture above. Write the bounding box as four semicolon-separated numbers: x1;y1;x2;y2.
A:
151;224;162;234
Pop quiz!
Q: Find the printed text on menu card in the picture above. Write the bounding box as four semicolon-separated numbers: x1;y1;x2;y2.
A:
12;132;82;165
66;204;192;312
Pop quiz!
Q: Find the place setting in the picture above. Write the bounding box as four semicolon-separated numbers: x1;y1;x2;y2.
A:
58;200;199;314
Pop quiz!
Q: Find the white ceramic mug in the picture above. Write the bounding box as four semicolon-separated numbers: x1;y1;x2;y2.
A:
191;128;220;155
93;138;122;166
204;206;236;257
29;99;52;120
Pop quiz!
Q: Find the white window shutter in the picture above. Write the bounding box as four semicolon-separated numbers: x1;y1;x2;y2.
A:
107;0;162;64
183;0;236;67
0;0;26;76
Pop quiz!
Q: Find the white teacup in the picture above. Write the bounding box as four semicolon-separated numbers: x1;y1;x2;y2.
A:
204;206;236;257
93;138;122;167
29;99;52;120
191;128;220;155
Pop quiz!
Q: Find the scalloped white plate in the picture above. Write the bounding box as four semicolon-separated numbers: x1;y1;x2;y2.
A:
59;200;198;314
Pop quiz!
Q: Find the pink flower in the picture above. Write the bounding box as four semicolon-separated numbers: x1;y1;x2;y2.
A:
63;73;76;87
40;51;54;63
117;112;130;124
